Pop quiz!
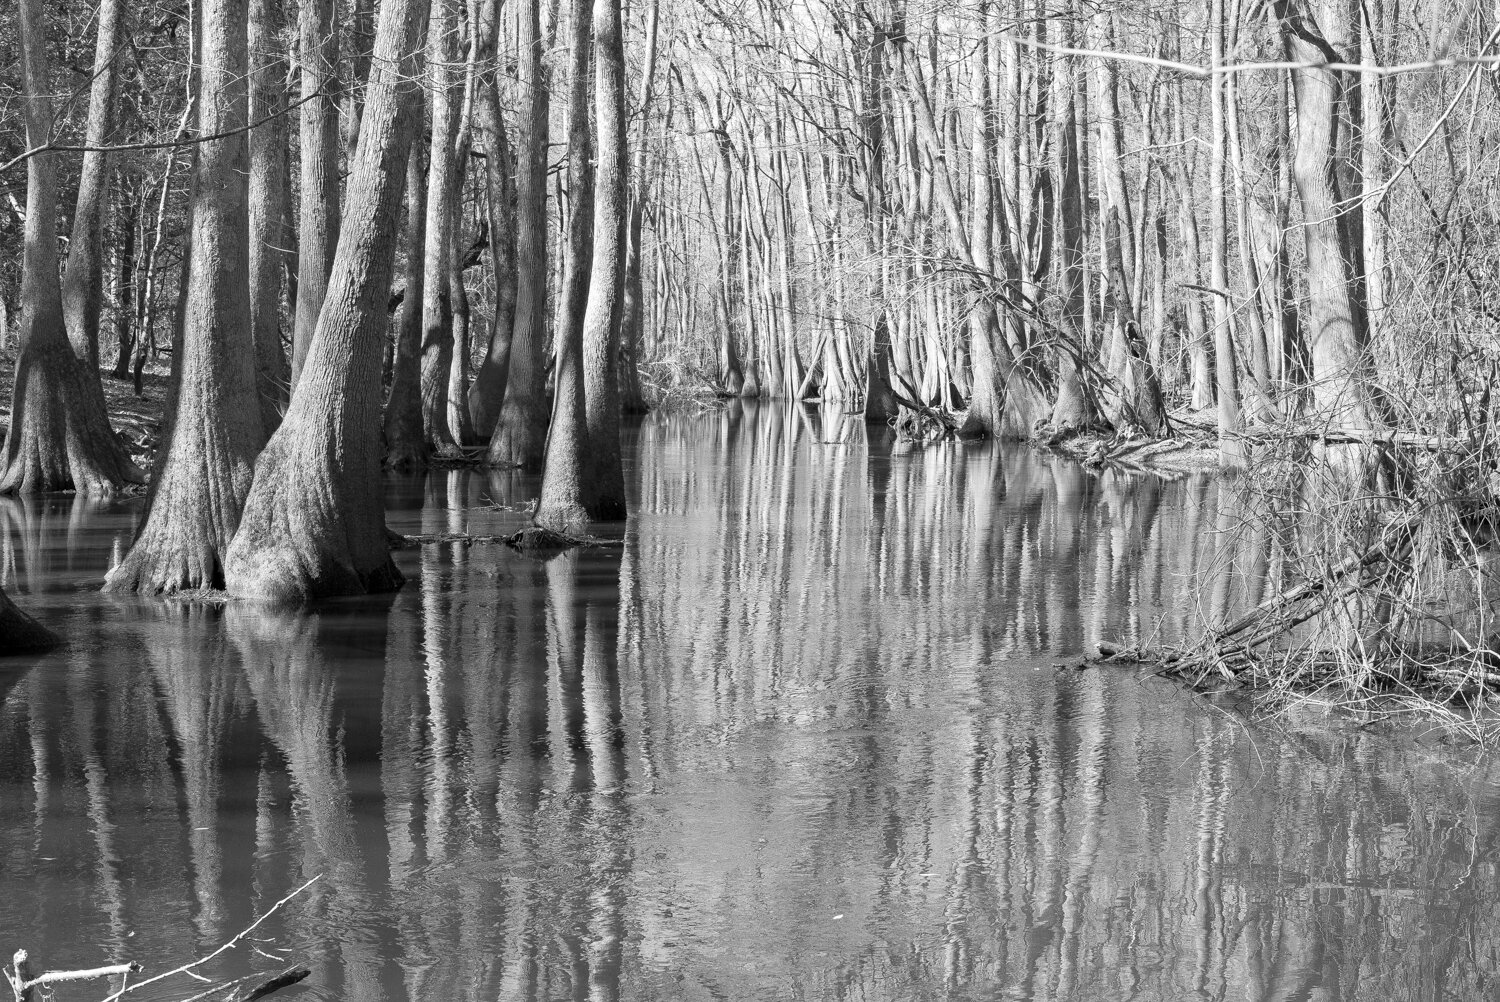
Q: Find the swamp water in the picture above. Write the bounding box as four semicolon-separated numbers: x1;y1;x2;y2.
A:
2;402;1499;1001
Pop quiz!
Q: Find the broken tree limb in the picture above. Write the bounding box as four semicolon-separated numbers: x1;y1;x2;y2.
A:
234;965;311;1002
99;876;320;1002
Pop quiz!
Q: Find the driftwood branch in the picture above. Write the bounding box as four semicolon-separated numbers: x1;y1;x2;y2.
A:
21;962;141;992
98;875;321;1002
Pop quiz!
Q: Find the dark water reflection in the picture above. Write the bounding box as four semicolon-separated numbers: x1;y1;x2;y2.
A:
2;402;1499;1000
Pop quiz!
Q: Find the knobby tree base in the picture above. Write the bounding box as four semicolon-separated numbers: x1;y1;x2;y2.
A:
225;424;403;604
0;339;144;495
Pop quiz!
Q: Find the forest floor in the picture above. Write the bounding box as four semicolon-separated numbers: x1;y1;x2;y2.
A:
0;347;170;473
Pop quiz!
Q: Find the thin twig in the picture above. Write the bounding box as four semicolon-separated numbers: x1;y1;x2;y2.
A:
99;876;321;1002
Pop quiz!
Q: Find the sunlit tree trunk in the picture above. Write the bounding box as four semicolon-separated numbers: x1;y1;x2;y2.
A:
858;6;898;425
1;0;142;496
1048;17;1099;435
488;0;551;470
1276;0;1396;479
618;0;660;414
61;0;125;372
248;0;293;431
1208;0;1246;469
292;0;342;389
106;0;267;594
225;0;430;602
581;0;629;518
536;0;597;533
419;0;462;455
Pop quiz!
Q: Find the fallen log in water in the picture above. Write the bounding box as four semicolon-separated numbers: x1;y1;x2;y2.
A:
1095;509;1426;690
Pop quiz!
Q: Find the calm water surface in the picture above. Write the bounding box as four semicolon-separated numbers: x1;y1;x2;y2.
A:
3;403;1499;1001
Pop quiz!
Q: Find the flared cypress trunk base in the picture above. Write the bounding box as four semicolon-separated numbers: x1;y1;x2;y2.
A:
226;431;404;604
0;338;144;495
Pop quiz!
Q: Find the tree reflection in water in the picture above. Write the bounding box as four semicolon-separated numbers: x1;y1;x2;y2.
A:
0;407;1498;1000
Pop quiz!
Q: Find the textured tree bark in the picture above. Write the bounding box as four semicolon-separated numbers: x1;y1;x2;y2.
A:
1173;72;1214;410
1048;28;1101;436
580;0;629;518
224;0;430;602
1;0;143;497
249;0;293;432
617;0;660;414
291;0;342;389
61;0;125;372
383;142;430;470
892;21;1045;439
487;0;551;470
105;0;267;594
535;0;596;533
1209;0;1247;469
857;5;898;426
466;47;519;435
1103;208;1168;435
1276;0;1396;479
419;0;462;456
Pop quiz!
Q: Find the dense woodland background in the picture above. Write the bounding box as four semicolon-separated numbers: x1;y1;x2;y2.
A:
3;0;1500;697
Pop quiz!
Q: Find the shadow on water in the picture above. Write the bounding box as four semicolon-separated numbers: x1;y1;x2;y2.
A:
1;404;1500;999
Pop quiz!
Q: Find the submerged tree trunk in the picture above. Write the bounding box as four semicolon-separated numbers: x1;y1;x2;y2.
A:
1;0;142;496
61;0;126;372
225;0;430;602
106;0;267;594
581;0;629;518
535;0;597;533
487;0;551;469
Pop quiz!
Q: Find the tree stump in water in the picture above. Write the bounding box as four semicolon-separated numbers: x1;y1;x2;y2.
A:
0;588;58;654
503;524;584;558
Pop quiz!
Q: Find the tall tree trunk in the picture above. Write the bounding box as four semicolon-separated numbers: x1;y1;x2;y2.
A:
419;0;462;455
382;142;430;470
1;0;143;496
1103;207;1168;434
487;0;551;470
891;18;1045;438
110;183;140;380
535;0;597;533
106;0;267;593
1209;0;1247;468
581;0;628;517
292;0;342;389
249;0;293;431
1276;0;1395;475
858;6;898;425
466;47;519;435
618;0;660;414
225;0;431;602
1049;20;1099;435
62;0;126;372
